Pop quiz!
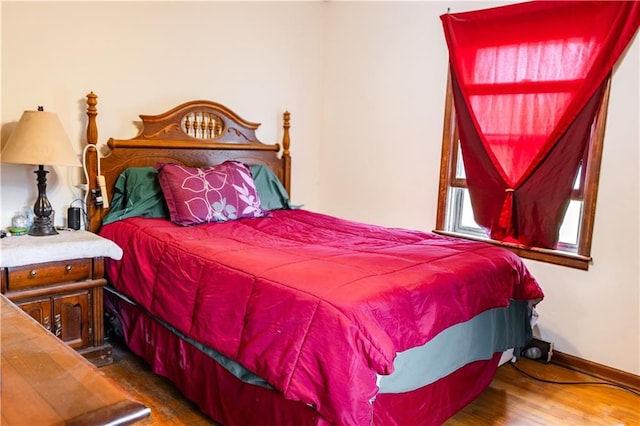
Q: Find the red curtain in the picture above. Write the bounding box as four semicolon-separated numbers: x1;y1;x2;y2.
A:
441;1;640;249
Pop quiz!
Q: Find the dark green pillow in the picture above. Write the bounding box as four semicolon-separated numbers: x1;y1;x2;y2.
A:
102;167;169;225
249;164;293;211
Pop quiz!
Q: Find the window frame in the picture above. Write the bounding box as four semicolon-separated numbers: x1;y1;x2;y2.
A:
434;72;611;270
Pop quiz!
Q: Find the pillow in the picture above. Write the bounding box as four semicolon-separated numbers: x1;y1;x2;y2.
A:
102;167;169;225
157;161;266;226
249;164;293;210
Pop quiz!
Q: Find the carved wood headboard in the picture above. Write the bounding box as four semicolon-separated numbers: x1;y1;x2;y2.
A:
84;92;291;233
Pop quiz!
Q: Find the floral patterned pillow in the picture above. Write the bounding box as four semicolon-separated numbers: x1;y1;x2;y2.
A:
156;161;266;226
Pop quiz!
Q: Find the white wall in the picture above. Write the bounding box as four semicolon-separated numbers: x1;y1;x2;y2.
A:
2;1;638;376
320;2;447;230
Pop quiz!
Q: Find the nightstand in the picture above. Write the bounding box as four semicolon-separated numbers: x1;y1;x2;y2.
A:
0;230;122;366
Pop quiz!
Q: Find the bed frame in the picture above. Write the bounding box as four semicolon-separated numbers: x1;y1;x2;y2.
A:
84;91;291;233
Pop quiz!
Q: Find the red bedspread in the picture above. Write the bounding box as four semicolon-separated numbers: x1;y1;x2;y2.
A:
100;209;543;425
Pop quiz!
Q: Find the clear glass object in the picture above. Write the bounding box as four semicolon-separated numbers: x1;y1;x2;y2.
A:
11;212;28;234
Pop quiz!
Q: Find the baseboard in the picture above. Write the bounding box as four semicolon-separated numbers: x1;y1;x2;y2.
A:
552;351;640;393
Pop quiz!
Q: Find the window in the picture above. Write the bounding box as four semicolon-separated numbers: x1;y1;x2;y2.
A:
435;73;610;270
436;2;638;271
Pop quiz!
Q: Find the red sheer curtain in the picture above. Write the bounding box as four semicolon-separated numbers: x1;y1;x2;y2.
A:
441;1;639;249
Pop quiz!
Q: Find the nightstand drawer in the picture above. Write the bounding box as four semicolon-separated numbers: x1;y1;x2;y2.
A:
7;259;92;291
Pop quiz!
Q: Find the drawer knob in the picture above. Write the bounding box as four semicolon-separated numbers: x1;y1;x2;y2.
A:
29;269;37;277
65;264;73;272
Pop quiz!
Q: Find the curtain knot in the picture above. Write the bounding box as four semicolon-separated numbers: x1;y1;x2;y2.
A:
505;188;515;192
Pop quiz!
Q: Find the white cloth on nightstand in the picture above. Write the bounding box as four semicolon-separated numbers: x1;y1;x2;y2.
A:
0;230;123;267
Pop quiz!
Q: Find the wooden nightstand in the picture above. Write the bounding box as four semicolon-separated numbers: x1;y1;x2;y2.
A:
0;230;122;366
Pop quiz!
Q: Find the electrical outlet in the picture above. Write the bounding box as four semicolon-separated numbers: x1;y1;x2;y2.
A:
523;338;554;363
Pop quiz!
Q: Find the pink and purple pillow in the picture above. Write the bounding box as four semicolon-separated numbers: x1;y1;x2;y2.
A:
156;161;266;226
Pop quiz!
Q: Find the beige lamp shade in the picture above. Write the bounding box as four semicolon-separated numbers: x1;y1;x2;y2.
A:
1;110;80;167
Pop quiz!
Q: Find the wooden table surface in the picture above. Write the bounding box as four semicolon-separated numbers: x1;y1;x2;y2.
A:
1;294;150;425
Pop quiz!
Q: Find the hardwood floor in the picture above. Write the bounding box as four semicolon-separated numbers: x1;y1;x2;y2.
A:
101;337;215;425
445;361;639;425
100;337;640;425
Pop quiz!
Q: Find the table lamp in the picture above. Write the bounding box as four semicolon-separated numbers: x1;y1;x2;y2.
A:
1;107;81;236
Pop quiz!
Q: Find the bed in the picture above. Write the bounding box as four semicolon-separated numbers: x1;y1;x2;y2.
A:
83;92;544;426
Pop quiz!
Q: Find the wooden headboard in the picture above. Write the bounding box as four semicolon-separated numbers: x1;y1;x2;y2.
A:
84;92;291;233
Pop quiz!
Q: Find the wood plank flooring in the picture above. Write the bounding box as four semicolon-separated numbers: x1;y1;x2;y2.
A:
100;337;640;425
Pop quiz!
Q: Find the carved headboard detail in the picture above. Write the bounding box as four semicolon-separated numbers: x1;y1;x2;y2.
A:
136;100;263;143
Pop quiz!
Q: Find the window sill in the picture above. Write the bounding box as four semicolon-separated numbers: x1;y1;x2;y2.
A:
432;230;592;270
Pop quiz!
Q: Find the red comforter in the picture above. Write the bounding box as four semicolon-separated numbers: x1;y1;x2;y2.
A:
100;209;543;425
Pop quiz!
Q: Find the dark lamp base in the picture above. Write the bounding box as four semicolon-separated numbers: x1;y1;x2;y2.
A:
29;217;59;236
29;164;59;236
